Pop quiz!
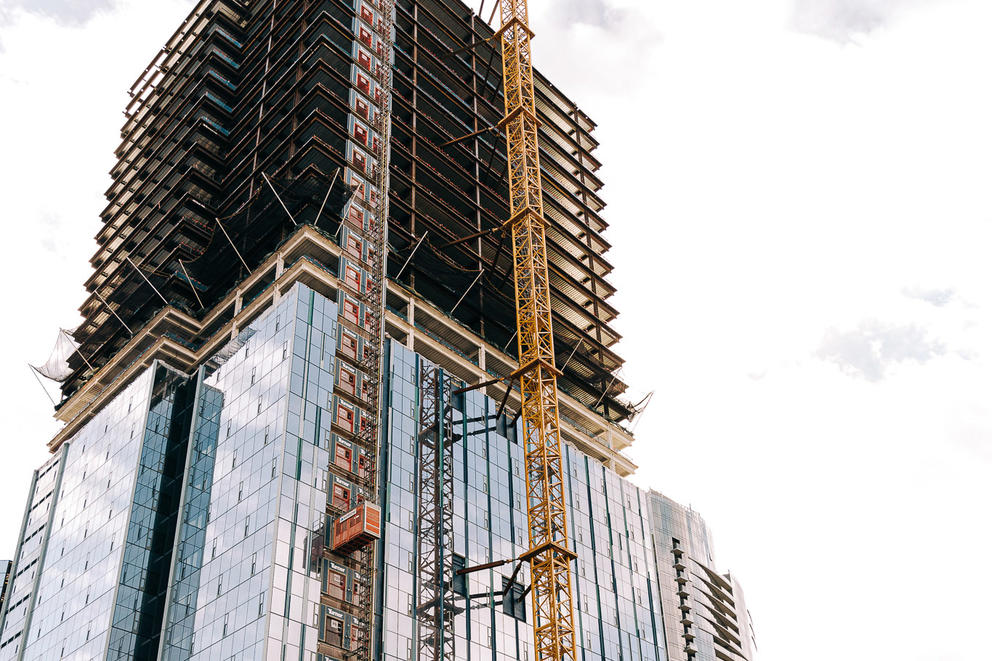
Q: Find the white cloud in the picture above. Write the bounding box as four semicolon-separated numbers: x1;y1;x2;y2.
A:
22;0;111;21
902;284;955;307
816;319;947;381
541;0;647;33
0;0;115;32
791;0;938;42
529;0;662;94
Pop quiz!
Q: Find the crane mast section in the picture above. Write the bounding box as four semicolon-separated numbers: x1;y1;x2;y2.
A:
499;1;578;661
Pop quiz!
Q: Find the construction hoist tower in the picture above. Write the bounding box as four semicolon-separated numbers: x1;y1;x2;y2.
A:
323;0;395;659
352;0;395;655
499;1;579;661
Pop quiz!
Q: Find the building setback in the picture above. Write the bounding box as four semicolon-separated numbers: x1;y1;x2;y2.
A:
2;1;755;660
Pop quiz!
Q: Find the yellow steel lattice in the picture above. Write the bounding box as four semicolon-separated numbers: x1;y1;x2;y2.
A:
499;1;578;661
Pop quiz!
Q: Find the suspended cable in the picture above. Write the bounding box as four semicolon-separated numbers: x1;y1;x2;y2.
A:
94;290;133;336
593;372;620;409
492;254;514;291
630;391;654;410
450;270;484;315
479;130;501;186
215;217;251;271
217;184;264;222
125;256;170;308
481;228;507;286
262;172;298;226
560;338;584;374
396;232;428;278
28;365;57;407
315;167;342;226
178;259;204;309
62;329;95;372
629;391;655;433
502;330;516;354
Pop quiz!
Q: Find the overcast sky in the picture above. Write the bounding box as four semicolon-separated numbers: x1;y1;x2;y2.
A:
1;1;990;660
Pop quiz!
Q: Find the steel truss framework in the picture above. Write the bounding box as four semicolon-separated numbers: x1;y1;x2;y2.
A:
499;1;577;661
386;0;635;425
62;0;634;430
415;362;455;661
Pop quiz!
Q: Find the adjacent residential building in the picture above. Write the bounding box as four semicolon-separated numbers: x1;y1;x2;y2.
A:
647;493;757;661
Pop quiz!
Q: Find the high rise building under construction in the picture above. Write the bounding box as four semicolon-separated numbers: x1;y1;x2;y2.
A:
1;1;756;660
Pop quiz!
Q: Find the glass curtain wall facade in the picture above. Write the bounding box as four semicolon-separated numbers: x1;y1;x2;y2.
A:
3;285;756;661
0;448;67;658
1;285;336;661
0;366;159;660
379;341;665;661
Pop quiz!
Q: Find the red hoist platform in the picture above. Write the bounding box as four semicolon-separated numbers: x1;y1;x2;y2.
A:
332;502;382;554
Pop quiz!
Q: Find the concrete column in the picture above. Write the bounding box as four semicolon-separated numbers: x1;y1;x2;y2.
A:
231;294;243;339
406;297;416;349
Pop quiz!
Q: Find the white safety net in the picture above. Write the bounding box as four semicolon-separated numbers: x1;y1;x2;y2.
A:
32;329;81;382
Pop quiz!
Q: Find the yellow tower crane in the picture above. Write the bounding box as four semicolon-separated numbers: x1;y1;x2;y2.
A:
498;2;579;660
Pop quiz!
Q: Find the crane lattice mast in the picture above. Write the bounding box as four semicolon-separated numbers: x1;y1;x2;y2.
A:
498;1;579;660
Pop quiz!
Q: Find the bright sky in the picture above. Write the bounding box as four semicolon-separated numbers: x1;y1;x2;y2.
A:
1;1;990;660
